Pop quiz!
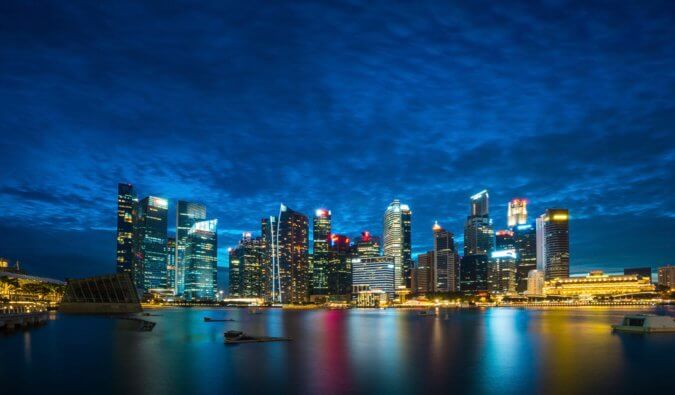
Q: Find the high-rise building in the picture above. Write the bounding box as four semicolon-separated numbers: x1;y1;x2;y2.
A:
328;234;353;295
513;224;537;293
166;237;176;293
541;209;570;280
495;230;515;250
489;249;518;294
270;204;310;304
312;209;331;295
137;196;169;292
176;201;206;296
464;190;495;256
536;216;546;272
460;254;489;293
351;256;396;298
228;232;265;297
507;198;528;227
184;219;218;300
527;269;545;296
355;231;380;258
116;183;137;281
412;251;434;294
658;265;675;290
433;222;458;292
383;200;412;288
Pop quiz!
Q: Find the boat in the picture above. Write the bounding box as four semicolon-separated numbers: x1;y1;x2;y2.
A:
204;317;235;322
224;330;292;344
418;309;438;317
612;314;675;333
248;307;262;315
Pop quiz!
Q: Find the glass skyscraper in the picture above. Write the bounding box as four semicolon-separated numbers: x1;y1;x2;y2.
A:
463;190;495;256
166;237;176;292
184;219;218;300
433;222;458;292
176;201;206;296
460;254;489;293
328;234;352;295
507;198;528;227
116;183;137;281
383;199;412;288
228;232;265;297
270;204;309;304
138;196;169;291
513;224;537;292
312;209;331;295
542;209;570;280
355;231;380;258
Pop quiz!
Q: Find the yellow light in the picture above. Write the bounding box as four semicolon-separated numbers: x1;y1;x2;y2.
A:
552;214;568;221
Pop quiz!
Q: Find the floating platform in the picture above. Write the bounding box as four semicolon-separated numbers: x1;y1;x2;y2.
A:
224;330;291;344
204;317;235;322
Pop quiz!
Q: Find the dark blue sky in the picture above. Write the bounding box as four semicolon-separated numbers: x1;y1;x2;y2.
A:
1;1;673;280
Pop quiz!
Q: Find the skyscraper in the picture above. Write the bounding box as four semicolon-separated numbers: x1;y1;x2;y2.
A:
412;251;434;294
464;190;495;256
228;232;265;297
328;233;353;295
489;249;518;294
351;256;396;298
176;201;206;296
507;198;528;227
312;209;331;295
271;204;310;304
116;183;137;280
536;216;545;272
541;209;570;280
657;265;675;291
137;196;169;291
383;199;412;288
166;237;176;293
513;224;537;293
184;219;218;300
459;254;489;293
355;231;380;258
433;221;458;292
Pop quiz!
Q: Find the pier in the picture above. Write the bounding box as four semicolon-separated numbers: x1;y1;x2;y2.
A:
0;304;49;331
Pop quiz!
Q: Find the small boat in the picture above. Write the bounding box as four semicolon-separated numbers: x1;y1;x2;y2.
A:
248;307;262;315
204;317;235;322
612;314;675;333
224;330;292;344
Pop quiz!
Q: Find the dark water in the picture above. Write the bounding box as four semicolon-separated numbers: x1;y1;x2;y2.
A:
2;307;674;394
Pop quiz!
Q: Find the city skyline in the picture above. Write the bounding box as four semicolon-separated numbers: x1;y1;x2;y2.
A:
1;1;674;280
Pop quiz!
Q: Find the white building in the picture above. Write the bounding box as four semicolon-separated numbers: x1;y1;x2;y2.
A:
352;256;396;298
527;269;545;296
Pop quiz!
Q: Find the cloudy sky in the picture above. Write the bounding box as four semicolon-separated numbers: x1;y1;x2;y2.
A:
1;0;673;279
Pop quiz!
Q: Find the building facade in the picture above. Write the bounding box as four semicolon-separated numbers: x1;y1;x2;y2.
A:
412;251;434;294
351;256;396;298
464;190;495;256
175;201;206;296
544;270;655;298
383;200;412;288
527;269;545;296
489;249;518;294
137;196;169;292
328;234;353;295
312;209;331;295
271;204;310;304
513;224;537;293
433;222;458;292
658;265;675;291
507;198;528;227
116;183;137;281
166;237;176;292
184;219;218;300
355;231;381;258
460;254;489;293
228;232;266;297
541;209;570;280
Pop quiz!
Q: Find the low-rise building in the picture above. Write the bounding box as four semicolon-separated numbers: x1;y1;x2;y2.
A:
543;270;655;298
658;265;675;291
526;269;545;296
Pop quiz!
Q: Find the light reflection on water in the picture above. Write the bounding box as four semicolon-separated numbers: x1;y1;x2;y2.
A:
1;307;673;394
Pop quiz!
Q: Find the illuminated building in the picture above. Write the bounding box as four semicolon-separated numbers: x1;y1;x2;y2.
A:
412;251;434;294
0;257;7;268
489;249;517;294
383;200;412;288
543;270;655;298
433;222;458;292
269;204;310;304
175;201;206;296
507;198;528;227
658;265;675;290
536;216;545;272
527;270;544;296
311;209;331;295
228;232;265;297
166;237;176;293
351;256;396;298
623;267;652;282
495;230;515;250
355;231;380;258
116;183;137;281
541;209;570;280
355;289;388;307
460;254;489;293
137;196;169;292
184;219;218;300
464;190;495;256
513;224;537;293
328;234;352;295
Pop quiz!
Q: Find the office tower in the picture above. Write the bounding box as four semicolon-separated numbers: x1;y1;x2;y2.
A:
351;256;396;298
312;209;331;295
116;183;137;280
541;209;570;280
175;201;206;296
527;270;545;296
536;216;545;272
270;204;310;304
658;265;675;290
623;267;652;282
166;237;176;293
489;249;518;294
383;200;412;288
464;190;495;256
228;232;265;297
137;196;169;291
460;254;488;293
355;231;381;258
513;224;537;293
507;198;528;227
327;234;353;295
412;251;434;294
433;222;458;292
184;219;218;300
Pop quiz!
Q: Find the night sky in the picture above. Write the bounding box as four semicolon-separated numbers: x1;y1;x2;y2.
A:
1;1;673;280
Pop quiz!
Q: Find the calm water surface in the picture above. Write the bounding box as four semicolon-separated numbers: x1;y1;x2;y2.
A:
1;307;674;394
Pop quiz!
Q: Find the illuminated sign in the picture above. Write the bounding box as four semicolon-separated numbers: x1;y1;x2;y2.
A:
491;249;517;259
